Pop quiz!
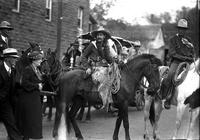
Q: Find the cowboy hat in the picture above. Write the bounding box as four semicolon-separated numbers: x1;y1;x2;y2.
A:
91;26;111;38
134;40;141;47
3;48;19;58
177;19;188;29
0;21;14;30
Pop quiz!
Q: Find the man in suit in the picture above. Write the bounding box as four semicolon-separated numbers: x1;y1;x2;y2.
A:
0;48;23;140
0;21;14;59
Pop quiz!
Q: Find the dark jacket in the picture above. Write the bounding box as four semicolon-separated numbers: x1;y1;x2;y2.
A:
81;40;114;68
17;65;42;139
0;62;14;102
169;34;194;63
0;62;23;140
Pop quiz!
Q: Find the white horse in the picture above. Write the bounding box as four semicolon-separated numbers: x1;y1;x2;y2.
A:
143;58;199;140
184;88;200;140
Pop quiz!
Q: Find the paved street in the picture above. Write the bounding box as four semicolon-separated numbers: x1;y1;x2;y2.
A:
0;106;199;140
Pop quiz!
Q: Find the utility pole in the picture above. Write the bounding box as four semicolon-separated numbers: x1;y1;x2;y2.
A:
56;0;63;60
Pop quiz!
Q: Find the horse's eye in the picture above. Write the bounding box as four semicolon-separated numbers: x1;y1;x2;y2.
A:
152;64;157;69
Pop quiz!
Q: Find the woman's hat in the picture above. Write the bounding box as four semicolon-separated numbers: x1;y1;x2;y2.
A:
3;48;19;58
0;21;14;30
177;19;188;29
28;50;43;60
91;26;111;38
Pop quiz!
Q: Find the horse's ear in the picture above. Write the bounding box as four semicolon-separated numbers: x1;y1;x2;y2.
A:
29;42;34;49
47;48;51;55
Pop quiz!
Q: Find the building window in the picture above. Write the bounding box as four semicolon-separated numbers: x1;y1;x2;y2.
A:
77;7;83;29
12;0;20;13
45;0;52;21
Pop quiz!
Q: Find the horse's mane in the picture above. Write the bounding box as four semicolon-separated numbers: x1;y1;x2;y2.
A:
126;54;162;67
46;49;62;76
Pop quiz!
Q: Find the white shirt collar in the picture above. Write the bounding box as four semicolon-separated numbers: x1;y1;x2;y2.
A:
1;35;7;42
4;61;11;73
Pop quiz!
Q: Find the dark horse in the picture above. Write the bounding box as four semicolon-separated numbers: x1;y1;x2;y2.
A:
50;54;162;140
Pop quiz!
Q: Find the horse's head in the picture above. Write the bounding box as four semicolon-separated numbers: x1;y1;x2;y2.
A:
40;48;62;85
142;55;162;94
126;54;162;95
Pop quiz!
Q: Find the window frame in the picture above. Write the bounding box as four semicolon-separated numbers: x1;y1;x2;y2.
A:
77;7;84;29
12;0;20;13
45;0;52;22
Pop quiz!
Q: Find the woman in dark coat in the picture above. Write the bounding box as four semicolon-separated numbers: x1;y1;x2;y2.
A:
17;50;43;140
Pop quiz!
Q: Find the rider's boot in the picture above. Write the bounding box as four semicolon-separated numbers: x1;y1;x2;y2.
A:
164;99;171;109
164;86;175;110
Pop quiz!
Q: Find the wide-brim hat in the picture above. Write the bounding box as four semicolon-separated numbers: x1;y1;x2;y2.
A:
28;50;43;60
91;27;111;39
134;40;141;47
3;48;19;58
0;21;14;30
177;19;188;29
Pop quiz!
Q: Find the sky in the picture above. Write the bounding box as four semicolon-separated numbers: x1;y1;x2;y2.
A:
90;0;197;25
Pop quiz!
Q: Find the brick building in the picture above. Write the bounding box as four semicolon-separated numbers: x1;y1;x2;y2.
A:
0;0;97;58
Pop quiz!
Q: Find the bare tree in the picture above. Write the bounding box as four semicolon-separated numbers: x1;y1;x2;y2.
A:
90;0;116;26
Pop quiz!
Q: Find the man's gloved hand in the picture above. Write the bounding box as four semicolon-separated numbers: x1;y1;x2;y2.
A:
86;68;92;75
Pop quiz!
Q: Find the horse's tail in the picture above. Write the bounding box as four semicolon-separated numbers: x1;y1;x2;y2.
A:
149;99;155;126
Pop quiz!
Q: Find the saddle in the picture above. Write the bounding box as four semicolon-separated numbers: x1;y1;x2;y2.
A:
91;62;121;109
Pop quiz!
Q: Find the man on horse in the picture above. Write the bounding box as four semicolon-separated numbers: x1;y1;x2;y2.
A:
0;21;14;60
81;26;117;74
134;40;142;55
62;40;81;69
127;40;142;61
161;18;195;109
80;27;119;108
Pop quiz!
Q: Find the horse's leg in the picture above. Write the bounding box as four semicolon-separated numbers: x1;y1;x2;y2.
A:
85;101;91;120
53;101;65;138
42;95;47;116
122;101;131;140
173;102;186;139
47;96;53;121
186;110;193;139
76;101;85;121
186;107;200;139
152;99;163;140
113;107;122;140
143;93;153;140
70;96;84;140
